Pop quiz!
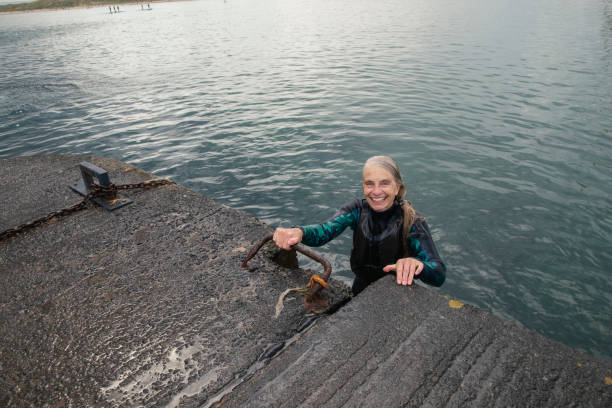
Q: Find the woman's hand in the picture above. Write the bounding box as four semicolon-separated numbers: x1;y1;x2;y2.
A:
383;257;424;286
273;227;303;250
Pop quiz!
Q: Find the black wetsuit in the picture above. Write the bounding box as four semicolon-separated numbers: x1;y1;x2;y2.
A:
299;199;446;295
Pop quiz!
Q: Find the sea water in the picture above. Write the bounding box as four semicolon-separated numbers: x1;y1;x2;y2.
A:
1;0;610;360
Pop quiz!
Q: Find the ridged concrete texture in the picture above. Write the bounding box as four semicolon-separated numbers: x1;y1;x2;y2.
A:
223;276;612;407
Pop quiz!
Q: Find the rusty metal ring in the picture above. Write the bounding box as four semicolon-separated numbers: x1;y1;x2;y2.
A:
241;232;331;303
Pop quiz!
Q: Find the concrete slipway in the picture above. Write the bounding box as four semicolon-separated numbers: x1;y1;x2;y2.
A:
1;155;610;407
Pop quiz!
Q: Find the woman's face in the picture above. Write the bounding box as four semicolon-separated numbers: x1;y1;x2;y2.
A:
362;165;400;212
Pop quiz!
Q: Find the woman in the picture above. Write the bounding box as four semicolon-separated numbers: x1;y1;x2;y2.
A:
273;155;446;295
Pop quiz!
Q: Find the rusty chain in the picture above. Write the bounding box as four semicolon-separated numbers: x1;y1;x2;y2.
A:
0;179;175;242
92;179;176;193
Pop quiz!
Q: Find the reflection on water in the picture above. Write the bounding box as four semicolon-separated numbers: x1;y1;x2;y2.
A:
0;0;610;360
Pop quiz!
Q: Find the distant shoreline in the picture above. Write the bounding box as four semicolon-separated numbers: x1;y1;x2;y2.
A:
0;0;188;15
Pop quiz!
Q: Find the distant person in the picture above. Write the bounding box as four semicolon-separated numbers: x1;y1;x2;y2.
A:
273;155;446;296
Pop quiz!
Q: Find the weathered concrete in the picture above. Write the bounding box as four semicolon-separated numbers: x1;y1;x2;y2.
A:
1;155;611;407
0;155;349;407
223;277;612;407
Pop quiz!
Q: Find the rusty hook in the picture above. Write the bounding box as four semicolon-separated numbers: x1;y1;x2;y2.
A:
241;232;332;310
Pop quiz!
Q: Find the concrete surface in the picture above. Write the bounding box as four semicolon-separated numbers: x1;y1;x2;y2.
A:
0;155;349;407
1;155;611;407
223;277;612;407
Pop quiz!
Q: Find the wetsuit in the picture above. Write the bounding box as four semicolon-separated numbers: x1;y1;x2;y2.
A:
299;199;446;295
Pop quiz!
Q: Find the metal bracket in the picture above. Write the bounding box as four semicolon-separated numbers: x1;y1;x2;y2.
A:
68;161;133;211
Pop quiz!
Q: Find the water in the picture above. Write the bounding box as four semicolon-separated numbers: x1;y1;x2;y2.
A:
1;0;610;360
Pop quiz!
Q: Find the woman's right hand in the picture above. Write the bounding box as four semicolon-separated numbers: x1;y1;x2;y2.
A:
273;227;303;250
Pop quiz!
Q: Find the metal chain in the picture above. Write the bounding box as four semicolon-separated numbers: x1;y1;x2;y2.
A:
92;178;176;193
0;179;175;242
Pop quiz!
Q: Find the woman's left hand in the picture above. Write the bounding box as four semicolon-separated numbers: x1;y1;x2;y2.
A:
383;257;424;286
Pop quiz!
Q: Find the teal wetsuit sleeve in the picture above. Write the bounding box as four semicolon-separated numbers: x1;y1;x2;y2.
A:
407;219;446;287
299;200;361;247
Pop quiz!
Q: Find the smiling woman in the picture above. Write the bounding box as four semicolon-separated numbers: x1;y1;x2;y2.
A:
362;162;399;212
272;155;446;295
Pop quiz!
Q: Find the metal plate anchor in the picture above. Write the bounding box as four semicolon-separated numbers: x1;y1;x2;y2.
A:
68;161;133;211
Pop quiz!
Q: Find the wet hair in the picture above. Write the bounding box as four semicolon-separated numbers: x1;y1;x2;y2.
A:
363;155;418;254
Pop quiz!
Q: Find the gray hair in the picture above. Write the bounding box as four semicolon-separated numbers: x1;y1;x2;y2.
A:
363;155;418;254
